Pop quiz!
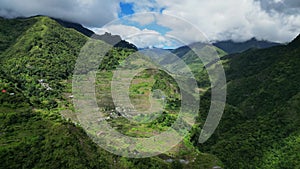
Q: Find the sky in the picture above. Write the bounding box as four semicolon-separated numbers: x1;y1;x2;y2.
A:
1;0;300;48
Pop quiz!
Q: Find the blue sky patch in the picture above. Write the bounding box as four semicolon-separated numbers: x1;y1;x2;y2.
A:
119;2;135;17
119;18;171;35
160;8;166;13
118;1;169;35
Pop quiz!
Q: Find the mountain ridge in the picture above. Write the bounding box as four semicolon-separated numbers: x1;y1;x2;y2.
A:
193;33;300;168
213;37;281;54
51;17;137;50
289;34;300;47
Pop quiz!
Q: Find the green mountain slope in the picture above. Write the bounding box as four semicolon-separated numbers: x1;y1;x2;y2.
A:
0;16;87;109
0;17;37;55
192;35;300;168
159;43;227;88
0;16;114;169
0;16;222;169
2;15;298;169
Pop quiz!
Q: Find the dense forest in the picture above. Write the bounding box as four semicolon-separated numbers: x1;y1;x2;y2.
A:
192;34;300;168
0;16;299;169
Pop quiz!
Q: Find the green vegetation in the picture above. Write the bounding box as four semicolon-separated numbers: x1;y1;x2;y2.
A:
0;16;222;169
1;15;299;169
0;17;37;55
0;16;87;109
192;36;300;168
169;44;227;88
96;68;181;137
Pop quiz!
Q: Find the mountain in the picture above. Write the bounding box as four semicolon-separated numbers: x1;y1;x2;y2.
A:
0;16;37;55
289;34;300;48
191;34;300;168
0;16;222;169
53;18;137;50
213;38;281;54
53;18;94;36
1;15;299;169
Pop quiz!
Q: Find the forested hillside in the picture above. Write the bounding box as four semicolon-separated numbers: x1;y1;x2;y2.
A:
0;16;222;169
192;34;300;168
1;15;299;169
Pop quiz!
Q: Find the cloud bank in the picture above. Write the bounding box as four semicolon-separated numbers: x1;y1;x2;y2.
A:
125;0;300;42
0;0;119;27
1;0;300;47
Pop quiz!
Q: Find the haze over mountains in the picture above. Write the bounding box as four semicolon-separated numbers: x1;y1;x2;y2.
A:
0;15;299;169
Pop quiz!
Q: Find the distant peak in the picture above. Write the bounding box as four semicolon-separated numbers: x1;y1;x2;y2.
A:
289;34;300;47
249;37;258;41
213;38;281;54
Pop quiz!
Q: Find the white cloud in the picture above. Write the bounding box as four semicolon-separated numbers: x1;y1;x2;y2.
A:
118;13;208;45
129;13;156;25
121;0;162;13
94;24;143;38
171;0;300;42
93;2;300;48
0;0;120;27
128;0;300;43
155;14;207;43
1;0;299;44
93;24;177;48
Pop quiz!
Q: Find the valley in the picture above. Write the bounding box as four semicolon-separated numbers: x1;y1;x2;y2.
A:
0;16;299;169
